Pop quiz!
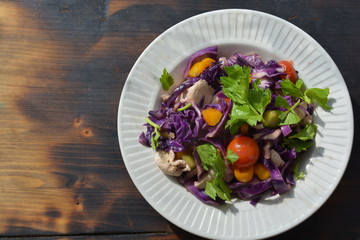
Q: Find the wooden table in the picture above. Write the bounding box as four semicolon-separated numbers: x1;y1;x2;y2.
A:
0;1;359;239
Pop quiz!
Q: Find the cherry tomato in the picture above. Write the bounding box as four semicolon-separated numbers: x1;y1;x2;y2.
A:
278;60;298;83
227;136;260;168
234;165;254;183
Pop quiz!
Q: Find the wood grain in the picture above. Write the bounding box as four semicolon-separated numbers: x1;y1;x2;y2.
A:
0;0;359;239
0;0;166;236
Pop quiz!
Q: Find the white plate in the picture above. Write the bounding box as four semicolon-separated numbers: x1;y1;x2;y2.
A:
118;9;353;239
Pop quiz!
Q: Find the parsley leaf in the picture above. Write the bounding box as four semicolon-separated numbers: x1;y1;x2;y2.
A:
277;99;301;125
212;153;227;179
226;104;260;128
195;143;218;172
248;79;272;115
159;68;174;91
274;96;291;109
304;88;332;110
221;65;271;129
283;138;314;152
294;161;305;180
225;119;243;135
280;79;332;111
280;79;303;98
195;143;226;178
196;143;232;201
226;149;239;164
204;181;217;200
289;123;317;141
279;111;301;126
283;124;317;152
205;178;232;201
296;78;304;89
221;65;251;105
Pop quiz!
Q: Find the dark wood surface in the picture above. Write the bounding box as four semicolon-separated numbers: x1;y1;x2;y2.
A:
0;0;359;239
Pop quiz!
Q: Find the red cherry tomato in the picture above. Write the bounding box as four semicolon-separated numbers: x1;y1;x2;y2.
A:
227;136;260;168
278;60;298;83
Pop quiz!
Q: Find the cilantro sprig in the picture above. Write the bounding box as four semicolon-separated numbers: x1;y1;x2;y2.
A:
226;149;239;164
220;65;271;133
196;143;232;201
159;68;174;91
294;161;305;180
280;79;332;110
304;88;331;111
283;123;318;152
273;78;332;125
274;97;302;125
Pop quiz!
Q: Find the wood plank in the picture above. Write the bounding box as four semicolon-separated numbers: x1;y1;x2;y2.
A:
0;232;205;240
0;0;359;239
0;0;169;236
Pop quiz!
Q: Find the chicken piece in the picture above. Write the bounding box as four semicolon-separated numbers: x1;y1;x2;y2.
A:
155;150;191;176
161;92;171;102
179;79;214;105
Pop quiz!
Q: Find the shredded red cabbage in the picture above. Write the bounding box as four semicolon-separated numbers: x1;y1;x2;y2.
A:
139;46;322;207
183;46;218;78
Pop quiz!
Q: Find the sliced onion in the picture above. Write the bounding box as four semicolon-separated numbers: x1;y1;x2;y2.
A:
270;149;285;168
280;125;292;137
260;128;282;140
264;141;272;159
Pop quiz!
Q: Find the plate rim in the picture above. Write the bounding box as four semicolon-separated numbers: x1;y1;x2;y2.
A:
117;8;354;239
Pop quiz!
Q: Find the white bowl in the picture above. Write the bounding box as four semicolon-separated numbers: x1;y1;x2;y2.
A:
118;9;353;239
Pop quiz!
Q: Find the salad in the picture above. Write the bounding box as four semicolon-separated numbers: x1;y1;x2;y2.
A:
138;46;331;206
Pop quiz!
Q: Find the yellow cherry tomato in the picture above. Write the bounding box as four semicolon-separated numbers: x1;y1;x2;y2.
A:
254;162;271;180
188;58;215;77
234;165;254;183
201;108;223;126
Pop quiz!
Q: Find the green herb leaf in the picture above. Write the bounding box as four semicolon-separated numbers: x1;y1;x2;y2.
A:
205;178;232;201
221;66;271;130
195;143;218;172
177;103;192;111
294;161;305;180
159;68;174;91
278;99;301;125
213;153;226;179
248;79;272;115
289;124;317;141
278;110;301;126
145;117;161;150
280;79;303;98
220;65;251;105
196;143;226;178
283;124;317;152
226;104;261;127
296;171;305;180
226;149;239;164
283;138;314;152
274;96;291;109
205;181;217;200
217;179;232;200
281;78;331;111
196;143;232;201
226;119;242;135
295;78;304;89
304;88;332;110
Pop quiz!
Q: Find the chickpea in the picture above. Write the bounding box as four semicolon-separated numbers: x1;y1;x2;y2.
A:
262;110;281;128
